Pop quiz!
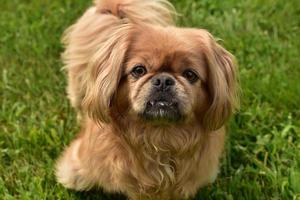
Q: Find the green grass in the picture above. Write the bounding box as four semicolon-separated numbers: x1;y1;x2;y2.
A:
1;0;299;199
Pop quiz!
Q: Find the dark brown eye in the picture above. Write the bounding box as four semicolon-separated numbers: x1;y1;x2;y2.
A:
131;64;147;78
182;69;199;83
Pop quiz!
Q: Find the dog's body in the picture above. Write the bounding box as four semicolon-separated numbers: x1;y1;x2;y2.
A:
56;0;238;199
57;119;225;199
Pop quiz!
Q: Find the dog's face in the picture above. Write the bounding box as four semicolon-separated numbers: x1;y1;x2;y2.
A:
124;27;208;124
83;24;237;130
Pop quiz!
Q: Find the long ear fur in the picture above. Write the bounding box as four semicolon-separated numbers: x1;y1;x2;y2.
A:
62;8;132;123
82;25;132;123
199;31;239;130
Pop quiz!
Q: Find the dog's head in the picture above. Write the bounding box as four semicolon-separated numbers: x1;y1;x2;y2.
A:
81;22;238;130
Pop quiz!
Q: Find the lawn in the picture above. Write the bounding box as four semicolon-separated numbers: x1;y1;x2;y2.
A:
0;0;299;199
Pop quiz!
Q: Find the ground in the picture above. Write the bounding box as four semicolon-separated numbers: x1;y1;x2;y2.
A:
0;0;299;199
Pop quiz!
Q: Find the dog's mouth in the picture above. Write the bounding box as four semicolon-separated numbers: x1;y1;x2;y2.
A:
140;93;183;123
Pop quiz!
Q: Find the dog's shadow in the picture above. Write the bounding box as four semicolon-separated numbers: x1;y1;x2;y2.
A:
72;188;211;200
73;189;127;200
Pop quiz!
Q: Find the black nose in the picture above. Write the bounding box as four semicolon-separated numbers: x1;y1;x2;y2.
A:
151;74;175;91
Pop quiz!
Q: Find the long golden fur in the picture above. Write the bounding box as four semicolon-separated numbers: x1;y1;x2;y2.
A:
55;0;238;199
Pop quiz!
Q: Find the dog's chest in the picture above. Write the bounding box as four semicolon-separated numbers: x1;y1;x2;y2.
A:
126;150;200;195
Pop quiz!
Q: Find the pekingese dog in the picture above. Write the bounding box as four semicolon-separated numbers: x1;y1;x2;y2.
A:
55;0;238;199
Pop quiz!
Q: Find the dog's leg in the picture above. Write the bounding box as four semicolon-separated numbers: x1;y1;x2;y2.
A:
55;138;94;191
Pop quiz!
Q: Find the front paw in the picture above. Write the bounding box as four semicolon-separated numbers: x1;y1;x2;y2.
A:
55;139;93;191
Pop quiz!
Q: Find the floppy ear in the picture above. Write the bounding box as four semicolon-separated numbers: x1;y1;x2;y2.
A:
62;6;133;123
82;25;132;123
199;31;239;130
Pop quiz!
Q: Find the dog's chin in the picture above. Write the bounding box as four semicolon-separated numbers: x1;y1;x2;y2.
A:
139;100;184;125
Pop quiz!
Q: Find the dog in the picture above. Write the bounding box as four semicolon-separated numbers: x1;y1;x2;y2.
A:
55;0;238;199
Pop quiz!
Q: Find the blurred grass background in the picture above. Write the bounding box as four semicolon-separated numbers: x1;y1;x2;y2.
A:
0;0;299;199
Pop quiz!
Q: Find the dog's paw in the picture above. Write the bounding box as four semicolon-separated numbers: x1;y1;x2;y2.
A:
55;140;93;191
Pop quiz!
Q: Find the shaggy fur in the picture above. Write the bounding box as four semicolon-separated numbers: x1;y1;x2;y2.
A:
55;0;238;199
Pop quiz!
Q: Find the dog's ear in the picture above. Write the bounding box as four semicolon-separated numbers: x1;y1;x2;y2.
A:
193;30;239;130
82;25;132;123
62;6;133;123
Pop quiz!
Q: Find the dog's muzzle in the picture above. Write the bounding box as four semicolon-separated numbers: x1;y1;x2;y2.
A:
141;74;183;122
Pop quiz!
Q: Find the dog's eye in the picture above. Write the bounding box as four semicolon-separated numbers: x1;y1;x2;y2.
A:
182;69;199;83
131;64;147;78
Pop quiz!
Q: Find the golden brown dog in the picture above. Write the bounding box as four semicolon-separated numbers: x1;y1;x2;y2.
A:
55;0;238;199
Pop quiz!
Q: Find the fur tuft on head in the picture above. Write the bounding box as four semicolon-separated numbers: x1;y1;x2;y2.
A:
94;0;177;26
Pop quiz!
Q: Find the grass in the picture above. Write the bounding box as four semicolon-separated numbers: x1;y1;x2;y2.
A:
0;0;299;199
